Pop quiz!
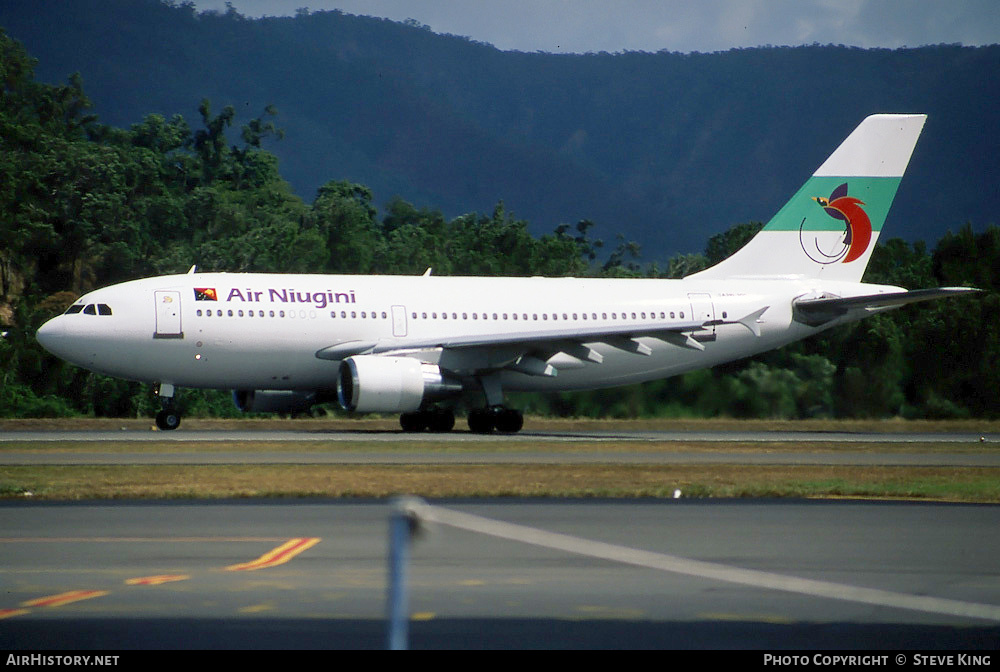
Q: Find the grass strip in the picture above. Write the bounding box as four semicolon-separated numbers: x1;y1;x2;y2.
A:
2;465;999;502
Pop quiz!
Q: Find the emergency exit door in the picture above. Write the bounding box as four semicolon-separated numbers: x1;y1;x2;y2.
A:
688;292;716;335
391;305;408;337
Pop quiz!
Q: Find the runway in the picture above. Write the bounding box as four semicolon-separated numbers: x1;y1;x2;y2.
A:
3;427;997;444
2;426;998;467
1;499;998;649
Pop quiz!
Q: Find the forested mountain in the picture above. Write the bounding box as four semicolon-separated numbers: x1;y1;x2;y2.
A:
1;0;997;260
1;3;997;421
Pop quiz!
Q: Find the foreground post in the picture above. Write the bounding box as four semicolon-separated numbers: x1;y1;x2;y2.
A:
386;497;420;650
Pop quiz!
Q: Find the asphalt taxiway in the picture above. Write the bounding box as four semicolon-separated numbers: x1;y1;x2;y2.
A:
1;499;998;649
3;425;998;648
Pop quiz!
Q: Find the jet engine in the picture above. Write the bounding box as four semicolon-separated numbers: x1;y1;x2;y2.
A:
233;389;317;414
337;355;462;413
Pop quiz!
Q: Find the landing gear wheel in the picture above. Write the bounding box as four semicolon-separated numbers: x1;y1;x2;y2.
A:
467;408;495;434
155;408;181;431
400;408;456;433
400;411;428;433
427;408;455;433
494;408;524;434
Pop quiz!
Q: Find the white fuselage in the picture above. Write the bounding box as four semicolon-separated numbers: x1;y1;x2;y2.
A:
36;272;887;394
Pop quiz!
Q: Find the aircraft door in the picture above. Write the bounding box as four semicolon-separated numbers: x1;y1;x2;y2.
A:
391;305;407;337
154;290;183;339
688;292;716;335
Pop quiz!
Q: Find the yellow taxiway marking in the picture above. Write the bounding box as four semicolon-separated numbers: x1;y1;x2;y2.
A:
22;590;108;608
411;612;436;621
238;604;275;614
699;611;795;624
225;537;321;571
125;574;190;586
0;609;31;619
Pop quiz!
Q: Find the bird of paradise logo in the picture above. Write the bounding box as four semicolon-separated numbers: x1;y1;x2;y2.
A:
799;183;871;264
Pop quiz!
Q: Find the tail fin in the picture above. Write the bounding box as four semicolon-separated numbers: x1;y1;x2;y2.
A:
690;114;926;282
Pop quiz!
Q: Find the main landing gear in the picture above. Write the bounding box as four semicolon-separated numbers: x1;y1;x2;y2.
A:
398;406;524;434
464;372;524;434
399;407;456;433
155;383;181;431
467;407;523;434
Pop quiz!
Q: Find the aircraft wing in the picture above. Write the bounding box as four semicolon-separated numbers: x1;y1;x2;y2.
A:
793;287;979;326
316;307;770;369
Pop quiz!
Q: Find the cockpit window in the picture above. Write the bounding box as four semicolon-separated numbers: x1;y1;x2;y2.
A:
83;304;96;315
97;304;112;315
64;305;84;314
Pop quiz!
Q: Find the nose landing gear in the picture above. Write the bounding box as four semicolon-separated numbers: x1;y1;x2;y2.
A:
154;383;181;431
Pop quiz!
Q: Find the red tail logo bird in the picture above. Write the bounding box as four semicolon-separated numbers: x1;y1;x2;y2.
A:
812;183;871;263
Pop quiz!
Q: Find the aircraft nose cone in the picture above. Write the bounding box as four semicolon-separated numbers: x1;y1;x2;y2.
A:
36;317;69;358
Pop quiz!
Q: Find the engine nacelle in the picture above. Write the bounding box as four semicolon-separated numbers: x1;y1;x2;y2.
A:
233;389;317;414
337;355;462;413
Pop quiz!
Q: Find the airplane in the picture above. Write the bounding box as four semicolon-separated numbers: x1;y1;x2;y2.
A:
36;114;977;433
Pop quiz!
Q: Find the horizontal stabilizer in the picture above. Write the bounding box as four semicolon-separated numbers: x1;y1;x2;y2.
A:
735;306;769;337
793;287;979;326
